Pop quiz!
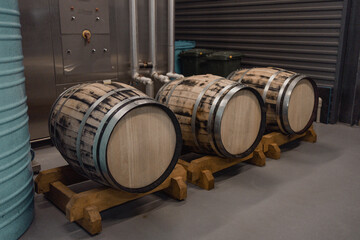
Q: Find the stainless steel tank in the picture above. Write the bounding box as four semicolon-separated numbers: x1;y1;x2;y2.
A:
18;0;177;141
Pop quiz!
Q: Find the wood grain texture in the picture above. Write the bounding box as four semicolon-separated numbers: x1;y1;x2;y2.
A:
288;80;315;132
35;164;187;235
262;125;317;159
229;67;316;134
157;74;263;157
107;106;176;189
220;89;262;154
35;165;87;194
231;68;295;132
49;83;179;191
50;82;144;182
177;150;265;190
159;75;230;153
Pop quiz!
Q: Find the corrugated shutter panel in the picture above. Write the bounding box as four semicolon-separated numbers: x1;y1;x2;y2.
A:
175;0;346;87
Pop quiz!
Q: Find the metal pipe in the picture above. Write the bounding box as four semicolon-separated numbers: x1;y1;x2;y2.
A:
129;0;154;97
154;72;170;83
168;0;175;74
149;0;157;75
166;0;184;80
167;72;184;79
135;75;154;98
149;0;170;84
130;0;139;79
146;80;155;98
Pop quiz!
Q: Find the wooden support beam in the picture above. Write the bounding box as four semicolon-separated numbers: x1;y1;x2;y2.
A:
35;165;87;194
302;126;317;143
66;164;187;222
178;151;259;190
163;176;187;200
178;125;317;190
35;164;187;235
246;144;266;167
77;206;102;235
262;125;317;159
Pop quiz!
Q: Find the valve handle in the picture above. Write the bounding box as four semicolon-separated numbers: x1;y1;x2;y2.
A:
82;30;91;44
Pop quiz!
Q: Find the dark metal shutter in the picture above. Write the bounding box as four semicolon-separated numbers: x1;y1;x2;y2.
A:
176;0;349;122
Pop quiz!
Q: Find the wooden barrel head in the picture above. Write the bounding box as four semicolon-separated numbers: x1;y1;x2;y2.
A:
287;79;315;133
220;89;262;155
106;105;177;189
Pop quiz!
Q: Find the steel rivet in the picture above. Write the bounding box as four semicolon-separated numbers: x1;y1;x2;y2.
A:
66;49;71;54
96;17;100;21
71;16;76;20
103;48;108;52
92;49;96;53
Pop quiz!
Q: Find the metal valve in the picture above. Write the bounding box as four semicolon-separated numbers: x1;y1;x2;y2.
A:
82;30;91;44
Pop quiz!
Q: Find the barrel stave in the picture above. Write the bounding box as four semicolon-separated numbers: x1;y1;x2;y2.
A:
158;74;265;157
229;67;317;134
232;69;292;118
50;82;181;192
158;75;234;154
50;83;145;185
79;89;148;182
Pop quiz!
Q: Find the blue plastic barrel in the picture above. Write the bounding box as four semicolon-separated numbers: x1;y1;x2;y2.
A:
0;1;34;239
174;40;196;73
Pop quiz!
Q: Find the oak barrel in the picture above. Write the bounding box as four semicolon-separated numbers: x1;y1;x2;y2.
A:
49;82;182;193
156;74;266;158
228;67;318;135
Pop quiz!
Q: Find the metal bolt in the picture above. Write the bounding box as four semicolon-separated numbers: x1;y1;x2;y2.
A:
66;49;71;54
96;17;100;21
92;49;96;53
71;16;76;20
103;48;108;53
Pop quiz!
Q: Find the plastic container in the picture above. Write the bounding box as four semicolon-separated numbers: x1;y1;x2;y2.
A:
179;48;214;76
206;51;243;77
175;41;196;73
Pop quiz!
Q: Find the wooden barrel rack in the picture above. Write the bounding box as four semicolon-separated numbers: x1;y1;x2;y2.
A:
178;145;266;190
178;125;317;190
34;126;317;234
262;125;317;160
35;164;187;235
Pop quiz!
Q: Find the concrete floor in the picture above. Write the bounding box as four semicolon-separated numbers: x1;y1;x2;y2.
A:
21;123;360;240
